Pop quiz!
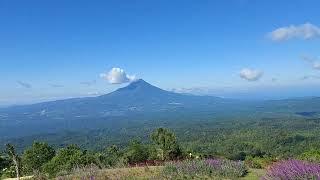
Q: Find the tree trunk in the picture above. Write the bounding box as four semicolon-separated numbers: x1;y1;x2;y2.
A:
13;157;20;180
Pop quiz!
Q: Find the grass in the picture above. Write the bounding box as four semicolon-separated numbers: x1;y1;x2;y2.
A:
60;166;266;180
3;176;33;180
241;169;266;180
59;166;162;180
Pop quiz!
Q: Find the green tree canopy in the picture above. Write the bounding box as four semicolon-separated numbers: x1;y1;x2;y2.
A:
151;128;181;160
123;140;149;164
42;144;97;177
99;145;121;167
22;142;55;174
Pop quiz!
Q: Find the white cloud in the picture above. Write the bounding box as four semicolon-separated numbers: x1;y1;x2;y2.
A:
100;68;136;84
301;55;320;70
269;23;320;41
239;68;263;81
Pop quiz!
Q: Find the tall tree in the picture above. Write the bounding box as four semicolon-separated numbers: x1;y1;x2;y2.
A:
124;140;149;164
22;142;55;174
6;144;20;180
151;128;181;160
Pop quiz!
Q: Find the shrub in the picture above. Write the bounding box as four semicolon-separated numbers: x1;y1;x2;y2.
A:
262;159;320;180
206;159;248;178
299;149;320;163
245;156;276;169
42;145;99;177
123;140;149;164
0;156;11;178
161;159;247;179
22;142;55;174
1;166;16;179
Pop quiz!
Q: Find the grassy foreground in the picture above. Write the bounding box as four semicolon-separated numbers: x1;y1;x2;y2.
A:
57;166;265;180
59;166;162;180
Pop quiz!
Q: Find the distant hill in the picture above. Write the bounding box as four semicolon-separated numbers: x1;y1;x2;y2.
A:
0;79;227;138
0;79;224;118
1;79;320;149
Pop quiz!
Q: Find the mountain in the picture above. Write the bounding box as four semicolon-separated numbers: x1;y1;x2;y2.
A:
0;79;226;138
99;79;224;109
1;79;320;141
1;79;320;151
0;79;223;116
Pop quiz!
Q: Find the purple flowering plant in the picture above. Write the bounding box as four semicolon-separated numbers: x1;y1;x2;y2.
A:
262;159;320;180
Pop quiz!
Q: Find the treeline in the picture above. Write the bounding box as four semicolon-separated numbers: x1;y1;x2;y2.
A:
0;128;183;178
2;124;320;179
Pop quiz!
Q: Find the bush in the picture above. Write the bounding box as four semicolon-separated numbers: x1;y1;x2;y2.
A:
262;159;320;180
299;149;320;163
161;159;247;179
22;142;55;174
245;156;276;169
1;166;16;179
123;140;149;164
42;145;99;177
0;156;11;177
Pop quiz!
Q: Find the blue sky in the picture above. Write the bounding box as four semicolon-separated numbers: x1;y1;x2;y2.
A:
1;0;320;105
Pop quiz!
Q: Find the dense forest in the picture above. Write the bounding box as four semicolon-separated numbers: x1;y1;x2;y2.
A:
2;94;320;178
3;111;320;158
2;117;320;179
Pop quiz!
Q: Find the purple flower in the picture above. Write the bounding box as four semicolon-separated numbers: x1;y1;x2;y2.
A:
262;159;320;180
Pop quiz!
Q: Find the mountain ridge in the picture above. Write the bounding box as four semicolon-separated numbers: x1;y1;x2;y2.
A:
1;79;320;140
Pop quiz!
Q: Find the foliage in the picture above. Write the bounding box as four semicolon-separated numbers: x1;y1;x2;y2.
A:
3;113;320;162
98;145;122;168
22;142;55;174
299;149;320;163
42;144;98;177
123;140;149;164
245;156;276;169
151;128;182;160
162;159;247;179
4;124;320;178
262;160;320;180
206;159;248;177
0;155;11;177
1;165;17;179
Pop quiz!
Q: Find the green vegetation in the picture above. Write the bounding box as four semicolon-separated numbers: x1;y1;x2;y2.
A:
1;128;183;178
299;149;320;162
22;142;55;175
151;127;182;160
123;140;149;164
2;123;320;179
162;159;248;179
42;144;98;177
